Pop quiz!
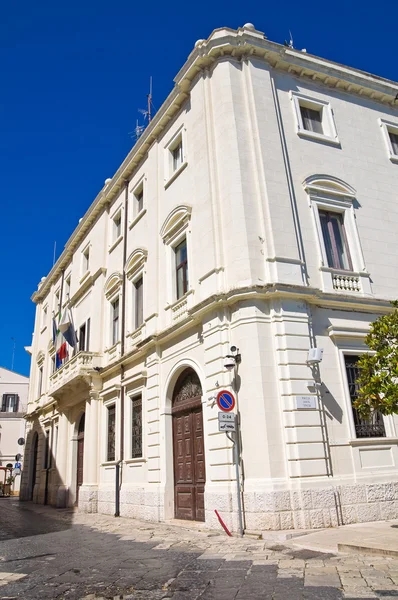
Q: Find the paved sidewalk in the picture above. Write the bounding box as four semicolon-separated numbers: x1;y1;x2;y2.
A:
2;500;398;598
290;520;398;557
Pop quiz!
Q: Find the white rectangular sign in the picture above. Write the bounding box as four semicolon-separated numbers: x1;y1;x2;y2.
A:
218;412;236;422
295;395;317;409
219;420;236;432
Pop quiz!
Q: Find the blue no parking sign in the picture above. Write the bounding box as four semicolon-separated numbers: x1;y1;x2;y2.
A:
216;390;236;412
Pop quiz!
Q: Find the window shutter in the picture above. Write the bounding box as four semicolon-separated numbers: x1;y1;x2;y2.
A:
14;395;19;412
86;318;90;352
1;395;6;412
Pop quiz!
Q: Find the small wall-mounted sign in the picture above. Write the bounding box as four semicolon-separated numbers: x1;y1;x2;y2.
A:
218;411;236;431
295;395;317;409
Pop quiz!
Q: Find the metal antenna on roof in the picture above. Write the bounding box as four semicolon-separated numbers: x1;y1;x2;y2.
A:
11;337;16;371
284;30;294;49
129;77;155;141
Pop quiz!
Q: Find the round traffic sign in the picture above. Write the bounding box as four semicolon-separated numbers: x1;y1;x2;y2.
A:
216;390;235;412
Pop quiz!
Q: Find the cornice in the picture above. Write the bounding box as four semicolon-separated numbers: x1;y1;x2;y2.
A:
32;25;398;303
96;283;393;377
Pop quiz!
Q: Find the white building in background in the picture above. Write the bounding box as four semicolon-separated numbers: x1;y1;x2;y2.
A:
21;23;398;531
0;367;28;493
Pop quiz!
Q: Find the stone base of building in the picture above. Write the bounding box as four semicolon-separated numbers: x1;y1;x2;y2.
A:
78;485;98;513
76;481;398;532
243;481;398;531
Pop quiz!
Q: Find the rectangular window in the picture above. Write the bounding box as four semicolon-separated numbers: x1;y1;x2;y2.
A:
55;290;60;313
175;239;188;299
113;212;122;241
38;366;43;397
388;131;398;155
79;323;86;352
319;211;352;270
135;189;143;214
172;141;183;172
42;305;48;329
65;276;71;300
83;247;90;273
1;394;19;412
134;277;143;329
112;299;119;345
300;106;323;134
78;319;90;351
131;395;143;458
345;355;386;438
107;405;116;461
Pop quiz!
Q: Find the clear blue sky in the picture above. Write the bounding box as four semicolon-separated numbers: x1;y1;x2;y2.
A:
1;0;397;377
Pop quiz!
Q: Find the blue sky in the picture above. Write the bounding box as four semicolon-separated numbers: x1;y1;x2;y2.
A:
1;0;397;377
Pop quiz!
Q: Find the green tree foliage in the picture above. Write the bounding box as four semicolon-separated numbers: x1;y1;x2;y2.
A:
354;301;398;418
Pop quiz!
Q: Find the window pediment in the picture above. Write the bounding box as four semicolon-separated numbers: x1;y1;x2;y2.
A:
104;272;122;300
36;350;45;365
125;248;147;280
160;205;192;244
303;175;356;199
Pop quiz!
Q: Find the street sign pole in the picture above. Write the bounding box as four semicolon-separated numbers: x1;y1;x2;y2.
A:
226;425;244;538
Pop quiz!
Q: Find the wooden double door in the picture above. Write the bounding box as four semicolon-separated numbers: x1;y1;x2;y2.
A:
172;370;206;522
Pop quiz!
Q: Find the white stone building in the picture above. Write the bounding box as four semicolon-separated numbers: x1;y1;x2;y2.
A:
0;367;28;493
21;24;398;531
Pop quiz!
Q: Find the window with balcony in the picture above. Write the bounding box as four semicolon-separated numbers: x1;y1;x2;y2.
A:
131;395;143;458
304;175;371;295
107;405;116;461
38;366;43;397
175;238;188;299
344;355;386;438
134;277;143;330
111;298;119;345
1;394;19;412
319;210;352;271
78;318;90;352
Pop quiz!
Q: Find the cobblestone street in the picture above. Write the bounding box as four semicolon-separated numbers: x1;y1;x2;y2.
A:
1;500;398;599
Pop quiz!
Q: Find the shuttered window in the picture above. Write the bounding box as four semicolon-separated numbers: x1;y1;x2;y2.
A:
1;394;19;412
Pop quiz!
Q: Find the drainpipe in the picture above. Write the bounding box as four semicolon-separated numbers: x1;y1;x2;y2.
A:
115;181;129;517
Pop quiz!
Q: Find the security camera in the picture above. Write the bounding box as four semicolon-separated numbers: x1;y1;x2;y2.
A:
230;345;238;354
224;355;236;371
307;348;324;365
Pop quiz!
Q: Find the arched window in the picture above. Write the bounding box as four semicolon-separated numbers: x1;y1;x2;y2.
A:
125;249;147;333
104;273;122;347
303;175;371;295
160;205;192;305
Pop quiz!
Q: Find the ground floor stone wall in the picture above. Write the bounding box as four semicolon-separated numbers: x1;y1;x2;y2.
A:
74;480;398;532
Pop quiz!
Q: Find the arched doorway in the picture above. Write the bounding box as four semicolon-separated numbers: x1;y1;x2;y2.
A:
76;413;85;504
172;368;206;521
30;432;39;501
